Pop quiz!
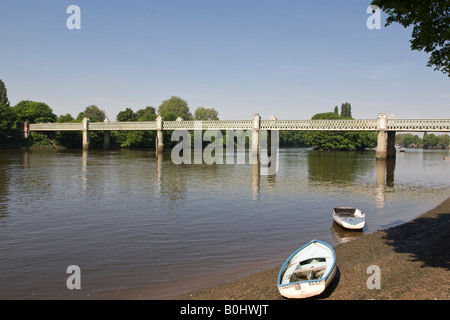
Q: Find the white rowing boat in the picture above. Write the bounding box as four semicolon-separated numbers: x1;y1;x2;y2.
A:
277;240;337;299
332;207;366;230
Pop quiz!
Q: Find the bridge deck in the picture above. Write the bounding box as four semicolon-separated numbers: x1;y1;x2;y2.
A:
28;119;450;132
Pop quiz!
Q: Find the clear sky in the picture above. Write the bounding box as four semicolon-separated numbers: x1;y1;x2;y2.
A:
1;0;449;121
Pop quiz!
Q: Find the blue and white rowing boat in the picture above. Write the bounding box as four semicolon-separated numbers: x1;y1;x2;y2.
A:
277;240;337;299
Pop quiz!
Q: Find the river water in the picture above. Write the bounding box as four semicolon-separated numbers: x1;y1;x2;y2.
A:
0;147;449;299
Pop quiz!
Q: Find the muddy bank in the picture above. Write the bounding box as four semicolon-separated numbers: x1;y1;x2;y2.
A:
178;196;450;300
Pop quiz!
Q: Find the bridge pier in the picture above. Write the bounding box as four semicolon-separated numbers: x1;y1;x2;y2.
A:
103;118;111;149
376;131;387;159
156;116;164;156
376;113;396;160
387;131;396;159
82;117;90;150
251;114;261;162
376;113;387;160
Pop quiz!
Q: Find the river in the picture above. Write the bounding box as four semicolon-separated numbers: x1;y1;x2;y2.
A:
0;147;449;299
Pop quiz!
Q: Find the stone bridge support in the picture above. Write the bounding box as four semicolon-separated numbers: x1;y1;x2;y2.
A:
156;116;164;155
376;113;396;160
252;114;261;162
82;117;90;150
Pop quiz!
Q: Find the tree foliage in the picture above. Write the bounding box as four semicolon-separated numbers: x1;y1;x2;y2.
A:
116;108;137;122
194;107;219;120
13;100;57;123
422;133;440;146
371;0;450;76
396;133;422;146
158;96;192;120
136;106;157;121
0;79;10;107
340;102;352;118
77;105;107;122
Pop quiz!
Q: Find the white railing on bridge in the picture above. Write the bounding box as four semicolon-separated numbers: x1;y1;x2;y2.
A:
260;119;379;131
28;118;450;132
386;119;450;132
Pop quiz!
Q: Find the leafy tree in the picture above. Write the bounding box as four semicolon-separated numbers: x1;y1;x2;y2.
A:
371;0;450;76
13;100;57;123
333;106;339;115
312;112;341;120
340;102;352;118
57;113;76;123
116;108;137;122
422;133;440;146
279;131;308;147
0;79;10;107
396;133;422;146
0;103;14;131
194;107;219;120
77;105;107;122
136;106;157;121
158;96;192;120
438;134;450;146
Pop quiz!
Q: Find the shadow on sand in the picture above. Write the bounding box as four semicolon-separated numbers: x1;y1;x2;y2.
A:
381;209;450;271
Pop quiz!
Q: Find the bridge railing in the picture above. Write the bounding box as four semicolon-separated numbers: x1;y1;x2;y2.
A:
386;119;450;132
29;123;83;131
89;122;157;131
28;118;450;132
162;120;253;131
260;119;378;131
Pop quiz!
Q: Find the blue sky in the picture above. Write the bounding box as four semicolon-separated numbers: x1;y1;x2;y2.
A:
1;0;449;121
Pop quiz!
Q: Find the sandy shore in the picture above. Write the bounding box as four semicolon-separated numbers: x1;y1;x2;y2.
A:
178;196;450;300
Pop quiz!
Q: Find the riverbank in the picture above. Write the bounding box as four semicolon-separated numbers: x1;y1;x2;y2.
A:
178;196;450;300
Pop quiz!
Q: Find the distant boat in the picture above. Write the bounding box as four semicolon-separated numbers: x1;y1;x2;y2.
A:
277;240;337;299
332;207;366;230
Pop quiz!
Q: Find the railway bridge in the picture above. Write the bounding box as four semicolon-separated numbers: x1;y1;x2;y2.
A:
23;113;450;160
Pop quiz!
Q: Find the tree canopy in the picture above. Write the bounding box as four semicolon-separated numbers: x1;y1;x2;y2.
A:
194;107;219;120
0;80;10;107
158;96;192;120
13;100;57;123
77;105;107;122
371;0;450;76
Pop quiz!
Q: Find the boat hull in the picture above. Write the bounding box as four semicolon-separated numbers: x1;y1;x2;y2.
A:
332;207;365;230
277;240;336;299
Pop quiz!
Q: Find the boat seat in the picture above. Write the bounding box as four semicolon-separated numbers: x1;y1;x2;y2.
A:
292;265;327;274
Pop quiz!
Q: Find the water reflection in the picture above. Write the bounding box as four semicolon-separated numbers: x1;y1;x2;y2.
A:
307;151;373;185
330;221;364;244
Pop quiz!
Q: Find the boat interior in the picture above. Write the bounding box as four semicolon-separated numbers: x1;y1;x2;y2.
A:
333;207;357;217
289;258;327;282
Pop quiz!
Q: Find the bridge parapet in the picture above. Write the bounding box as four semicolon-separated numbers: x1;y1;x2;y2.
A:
89;121;157;131
386;119;450;132
162;120;253;131
29;123;83;131
260;119;379;131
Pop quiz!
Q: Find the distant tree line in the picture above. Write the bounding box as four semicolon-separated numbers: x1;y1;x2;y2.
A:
2;79;447;151
396;132;450;148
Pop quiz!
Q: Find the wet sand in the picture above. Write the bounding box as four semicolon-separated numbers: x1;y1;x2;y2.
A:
178;196;450;300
